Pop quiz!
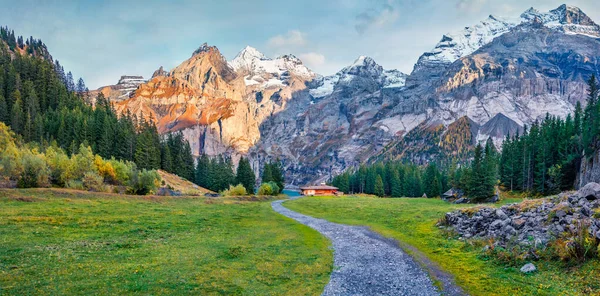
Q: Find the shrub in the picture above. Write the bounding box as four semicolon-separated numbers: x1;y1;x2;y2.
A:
0;144;23;183
258;183;274;196
94;155;117;184
65;180;84;190
129;169;161;195
82;172;105;192
267;181;280;195
222;184;248;196
109;158;135;186
17;150;50;188
71;144;97;180
551;221;598;263
45;146;73;186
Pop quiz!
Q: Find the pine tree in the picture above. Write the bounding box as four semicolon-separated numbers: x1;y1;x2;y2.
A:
66;71;75;92
0;94;7;123
271;159;285;191
76;78;86;93
160;143;173;172
195;154;210;188
10;95;23;134
374;175;385;197
262;163;273;183
390;170;402;197
236;157;255;194
467;144;494;201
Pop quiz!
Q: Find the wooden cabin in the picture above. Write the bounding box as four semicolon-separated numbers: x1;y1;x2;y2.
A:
299;185;339;196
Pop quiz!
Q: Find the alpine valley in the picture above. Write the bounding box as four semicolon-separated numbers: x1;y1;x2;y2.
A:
96;4;600;185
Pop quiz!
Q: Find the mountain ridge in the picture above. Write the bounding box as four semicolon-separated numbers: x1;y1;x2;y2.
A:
94;4;600;184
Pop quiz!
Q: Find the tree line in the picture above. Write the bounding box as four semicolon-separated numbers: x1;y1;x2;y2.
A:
0;122;161;194
499;75;600;196
195;155;284;195
331;161;449;198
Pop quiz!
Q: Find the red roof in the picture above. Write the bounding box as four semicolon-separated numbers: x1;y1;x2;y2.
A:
299;185;338;190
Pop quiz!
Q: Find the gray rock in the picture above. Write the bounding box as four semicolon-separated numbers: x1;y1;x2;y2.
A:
496;209;508;220
520;263;536;273
454;197;468;204
578;182;600;201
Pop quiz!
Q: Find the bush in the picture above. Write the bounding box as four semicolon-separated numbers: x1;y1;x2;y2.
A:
71;144;97;180
551;221;598;262
45;146;73;186
109;158;135;186
129;169;161;195
257;182;281;196
65;180;84;190
82;172;105;192
0;143;23;183
258;183;273;196
17;150;50;188
221;184;248;196
267;181;280;195
95;155;117;184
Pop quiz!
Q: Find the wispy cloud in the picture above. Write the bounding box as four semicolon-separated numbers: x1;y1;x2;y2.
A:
355;0;399;34
267;30;307;47
299;52;326;68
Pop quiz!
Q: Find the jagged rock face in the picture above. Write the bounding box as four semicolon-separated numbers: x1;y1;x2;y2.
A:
152;66;168;78
371;9;600;166
113;44;315;160
250;56;408;184
90;75;146;103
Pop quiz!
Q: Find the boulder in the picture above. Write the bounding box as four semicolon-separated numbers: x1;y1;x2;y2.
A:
496;209;508;220
578;182;600;200
454;197;468;204
520;263;536;273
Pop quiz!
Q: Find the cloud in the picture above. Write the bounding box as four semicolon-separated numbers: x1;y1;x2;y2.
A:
355;0;399;34
456;0;488;13
267;30;307;47
299;52;326;68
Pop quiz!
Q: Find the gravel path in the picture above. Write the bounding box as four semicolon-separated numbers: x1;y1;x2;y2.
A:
272;199;463;296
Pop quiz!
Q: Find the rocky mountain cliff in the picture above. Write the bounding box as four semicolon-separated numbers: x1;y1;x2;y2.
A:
103;4;600;185
111;43;315;164
90;75;146;102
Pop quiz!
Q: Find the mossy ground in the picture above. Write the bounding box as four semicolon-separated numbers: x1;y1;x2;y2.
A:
0;189;332;295
285;196;600;295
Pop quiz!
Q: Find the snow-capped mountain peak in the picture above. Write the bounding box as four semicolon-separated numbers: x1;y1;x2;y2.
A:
309;56;407;98
341;55;383;77
414;4;600;73
229;46;315;88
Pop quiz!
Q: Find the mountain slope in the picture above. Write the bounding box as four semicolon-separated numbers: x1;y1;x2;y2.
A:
105;4;600;184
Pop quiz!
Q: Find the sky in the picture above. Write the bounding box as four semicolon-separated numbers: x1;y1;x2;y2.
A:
1;0;599;89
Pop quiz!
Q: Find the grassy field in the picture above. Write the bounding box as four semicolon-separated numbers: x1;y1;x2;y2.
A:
0;189;332;295
285;196;600;295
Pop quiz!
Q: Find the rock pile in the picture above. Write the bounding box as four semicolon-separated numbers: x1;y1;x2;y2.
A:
441;183;600;247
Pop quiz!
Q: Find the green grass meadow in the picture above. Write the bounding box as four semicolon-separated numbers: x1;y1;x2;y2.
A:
285;196;600;295
0;189;332;295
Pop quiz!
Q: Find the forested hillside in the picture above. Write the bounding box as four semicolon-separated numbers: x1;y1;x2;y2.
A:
0;27;198;190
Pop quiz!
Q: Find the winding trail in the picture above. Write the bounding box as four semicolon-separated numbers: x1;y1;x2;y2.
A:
272;199;465;296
